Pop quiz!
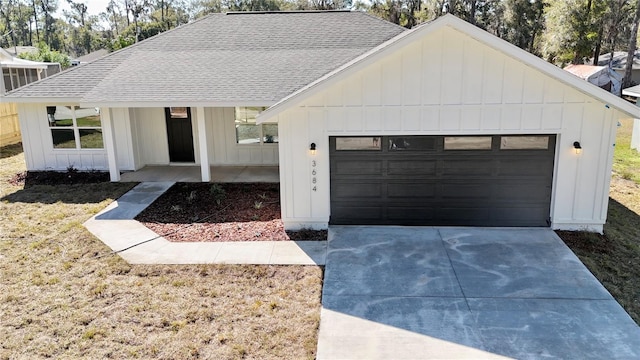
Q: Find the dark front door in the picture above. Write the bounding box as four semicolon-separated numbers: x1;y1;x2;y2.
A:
165;107;195;163
329;135;556;227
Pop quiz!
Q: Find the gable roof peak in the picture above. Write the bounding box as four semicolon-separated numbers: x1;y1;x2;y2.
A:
258;13;640;121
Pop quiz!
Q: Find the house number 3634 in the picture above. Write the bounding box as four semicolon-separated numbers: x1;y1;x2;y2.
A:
311;160;317;191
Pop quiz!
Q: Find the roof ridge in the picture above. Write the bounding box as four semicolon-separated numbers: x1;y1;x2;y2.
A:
225;10;351;14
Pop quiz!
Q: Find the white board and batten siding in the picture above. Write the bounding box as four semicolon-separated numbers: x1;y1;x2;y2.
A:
17;105;278;174
124;107;278;167
17;103;108;171
274;26;624;232
205;107;278;165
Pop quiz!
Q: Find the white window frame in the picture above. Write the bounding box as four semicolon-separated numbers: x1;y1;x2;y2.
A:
48;106;104;150
234;107;278;145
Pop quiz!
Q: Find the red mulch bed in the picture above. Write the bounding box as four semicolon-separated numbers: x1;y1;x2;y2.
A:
135;183;327;242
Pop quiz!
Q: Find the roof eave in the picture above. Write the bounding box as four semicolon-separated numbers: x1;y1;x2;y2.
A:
258;14;640;123
78;100;276;108
0;96;81;104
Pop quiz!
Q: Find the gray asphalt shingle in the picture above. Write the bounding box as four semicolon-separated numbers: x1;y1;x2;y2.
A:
6;11;405;104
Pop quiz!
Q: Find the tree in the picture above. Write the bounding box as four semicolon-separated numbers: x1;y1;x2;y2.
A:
624;0;640;88
18;41;70;67
502;0;546;54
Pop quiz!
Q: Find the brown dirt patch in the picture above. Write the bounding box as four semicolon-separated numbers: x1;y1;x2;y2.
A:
9;169;109;187
555;230;612;255
136;183;327;242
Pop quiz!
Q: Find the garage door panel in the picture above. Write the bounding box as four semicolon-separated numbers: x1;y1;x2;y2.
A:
437;207;490;222
387;182;436;198
334;160;383;175
387;207;435;221
329;135;555;227
332;182;382;198
387;160;437;175
497;158;554;176
494;183;551;200
440;183;493;199
491;207;550;226
442;159;493;175
330;206;383;222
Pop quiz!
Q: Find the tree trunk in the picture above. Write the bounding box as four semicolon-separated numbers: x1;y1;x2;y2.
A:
623;0;640;89
574;0;593;64
32;0;39;44
469;0;476;25
592;21;604;65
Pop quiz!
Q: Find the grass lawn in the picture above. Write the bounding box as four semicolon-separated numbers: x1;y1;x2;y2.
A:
612;118;640;183
0;143;322;359
558;118;640;325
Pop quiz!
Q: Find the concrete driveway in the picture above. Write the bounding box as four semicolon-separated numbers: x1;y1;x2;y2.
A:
318;226;640;359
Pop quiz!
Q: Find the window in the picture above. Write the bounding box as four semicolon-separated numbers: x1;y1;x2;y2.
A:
335;137;382;150
235;107;278;144
444;136;492;150
48;106;103;149
169;107;189;118
500;136;549;150
388;137;436;151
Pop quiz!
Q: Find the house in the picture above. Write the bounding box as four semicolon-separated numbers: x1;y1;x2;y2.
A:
564;64;622;95
1;48;61;93
71;49;109;66
1;48;62;146
3;46;38;57
2;12;639;233
622;84;640;151
595;50;640;85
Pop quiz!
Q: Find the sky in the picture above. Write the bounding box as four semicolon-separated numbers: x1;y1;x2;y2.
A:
57;0;113;18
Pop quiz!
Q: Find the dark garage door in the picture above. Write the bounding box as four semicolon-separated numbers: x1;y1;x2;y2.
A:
329;135;556;227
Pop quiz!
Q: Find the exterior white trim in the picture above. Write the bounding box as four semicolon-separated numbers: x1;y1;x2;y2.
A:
0;97;81;104
79;101;276;109
101;108;120;181
196;106;210;181
258;14;640;123
282;220;328;231
551;222;604;234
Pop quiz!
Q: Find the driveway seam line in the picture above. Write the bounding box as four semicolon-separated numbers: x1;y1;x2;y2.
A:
438;228;471;312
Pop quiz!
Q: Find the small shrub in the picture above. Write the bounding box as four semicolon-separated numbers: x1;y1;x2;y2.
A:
186;190;197;203
209;184;226;203
254;201;263;209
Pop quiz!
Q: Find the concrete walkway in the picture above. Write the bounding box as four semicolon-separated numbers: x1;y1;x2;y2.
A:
83;182;326;265
318;226;640;359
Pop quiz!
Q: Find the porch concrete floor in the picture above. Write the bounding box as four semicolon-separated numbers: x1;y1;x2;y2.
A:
119;165;279;183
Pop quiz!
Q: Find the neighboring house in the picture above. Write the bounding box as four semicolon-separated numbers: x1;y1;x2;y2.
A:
0;48;61;146
71;49;109;66
0;48;61;93
622;85;640;151
3;46;38;57
564;64;622;95
2;12;639;233
595;50;640;85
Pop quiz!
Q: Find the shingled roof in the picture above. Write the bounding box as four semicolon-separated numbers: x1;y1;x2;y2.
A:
4;11;405;106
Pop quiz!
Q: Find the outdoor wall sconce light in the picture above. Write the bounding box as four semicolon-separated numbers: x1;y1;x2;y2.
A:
310;143;317;155
573;141;582;154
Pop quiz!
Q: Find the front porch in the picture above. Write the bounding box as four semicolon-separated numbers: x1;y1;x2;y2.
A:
120;165;279;183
